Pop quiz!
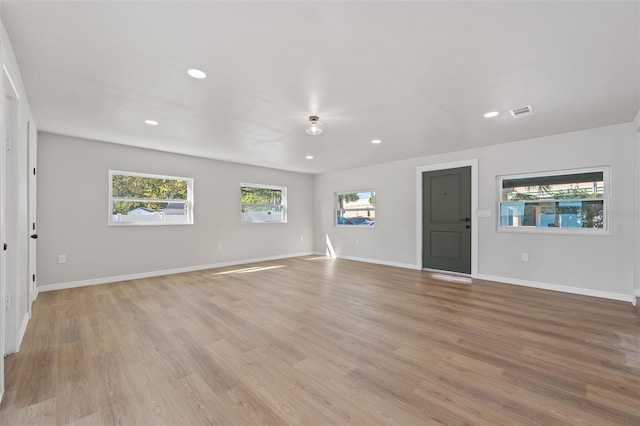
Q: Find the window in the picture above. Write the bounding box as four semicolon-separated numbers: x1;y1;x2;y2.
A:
336;190;375;227
109;170;193;226
240;183;286;223
498;167;608;233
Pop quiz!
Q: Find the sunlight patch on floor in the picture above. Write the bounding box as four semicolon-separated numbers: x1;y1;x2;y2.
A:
215;265;285;275
305;256;333;261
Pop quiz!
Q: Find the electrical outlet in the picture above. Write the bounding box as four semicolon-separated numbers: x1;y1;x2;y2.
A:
521;252;529;262
58;254;67;264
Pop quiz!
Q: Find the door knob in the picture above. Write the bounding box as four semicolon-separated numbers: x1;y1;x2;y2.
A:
30;234;38;239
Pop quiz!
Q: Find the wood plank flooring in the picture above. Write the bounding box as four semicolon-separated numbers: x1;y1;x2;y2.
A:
1;256;639;425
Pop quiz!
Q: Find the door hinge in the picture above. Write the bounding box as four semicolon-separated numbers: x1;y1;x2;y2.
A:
33;167;36;175
32;222;36;231
32;274;35;282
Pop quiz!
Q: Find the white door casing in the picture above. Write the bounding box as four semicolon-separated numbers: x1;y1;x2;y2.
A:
28;121;36;312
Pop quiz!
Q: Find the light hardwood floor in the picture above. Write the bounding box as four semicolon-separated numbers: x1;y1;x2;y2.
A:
1;256;639;425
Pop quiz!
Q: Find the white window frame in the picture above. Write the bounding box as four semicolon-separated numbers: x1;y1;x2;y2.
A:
240;183;287;223
108;170;194;226
496;166;610;235
335;189;376;228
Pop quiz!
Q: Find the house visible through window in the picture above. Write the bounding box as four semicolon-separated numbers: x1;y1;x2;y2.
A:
240;183;286;223
109;170;193;225
336;190;375;227
498;168;607;232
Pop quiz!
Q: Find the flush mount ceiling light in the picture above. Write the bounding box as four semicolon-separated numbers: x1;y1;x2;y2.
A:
187;68;207;79
371;139;382;144
484;111;500;118
144;119;159;126
305;116;323;135
305;155;314;160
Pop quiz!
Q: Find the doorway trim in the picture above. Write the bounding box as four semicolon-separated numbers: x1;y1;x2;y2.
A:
416;159;478;277
27;121;37;311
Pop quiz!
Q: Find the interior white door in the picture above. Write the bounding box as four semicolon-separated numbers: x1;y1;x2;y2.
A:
0;78;6;398
27;121;36;314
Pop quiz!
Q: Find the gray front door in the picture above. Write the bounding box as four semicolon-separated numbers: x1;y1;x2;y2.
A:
422;166;471;274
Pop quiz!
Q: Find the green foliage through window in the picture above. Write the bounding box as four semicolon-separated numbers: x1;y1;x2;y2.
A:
112;175;188;214
240;184;286;223
110;171;193;225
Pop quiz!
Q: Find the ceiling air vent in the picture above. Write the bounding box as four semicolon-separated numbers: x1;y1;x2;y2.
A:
509;104;534;119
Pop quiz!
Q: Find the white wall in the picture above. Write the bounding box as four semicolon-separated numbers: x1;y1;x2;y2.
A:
37;133;314;288
1;21;36;353
314;122;636;302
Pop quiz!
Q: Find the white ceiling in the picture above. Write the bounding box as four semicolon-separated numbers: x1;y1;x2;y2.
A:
2;1;639;174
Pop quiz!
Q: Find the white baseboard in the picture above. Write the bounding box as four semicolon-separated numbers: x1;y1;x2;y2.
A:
36;251;637;306
333;258;634;304
633;289;640;306
335;254;420;271
478;273;635;304
37;252;316;293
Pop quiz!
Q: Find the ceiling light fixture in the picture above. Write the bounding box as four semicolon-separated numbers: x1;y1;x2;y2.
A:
187;68;207;79
484;111;500;118
371;139;382;144
305;155;314;160
144;119;159;126
305;116;323;135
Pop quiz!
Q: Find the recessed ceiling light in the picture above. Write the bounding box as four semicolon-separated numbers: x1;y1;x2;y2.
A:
484;111;500;118
371;139;382;144
144;119;159;126
305;155;314;160
187;68;207;79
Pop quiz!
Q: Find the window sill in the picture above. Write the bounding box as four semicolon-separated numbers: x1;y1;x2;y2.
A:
108;222;193;227
496;226;609;236
240;220;287;224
